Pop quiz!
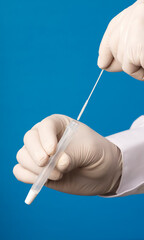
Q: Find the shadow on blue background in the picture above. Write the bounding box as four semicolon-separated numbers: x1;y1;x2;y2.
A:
0;0;144;239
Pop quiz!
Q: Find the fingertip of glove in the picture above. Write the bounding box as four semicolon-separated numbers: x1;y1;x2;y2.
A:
97;56;108;70
57;153;71;172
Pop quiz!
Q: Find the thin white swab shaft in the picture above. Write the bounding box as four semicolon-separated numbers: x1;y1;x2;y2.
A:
77;69;104;121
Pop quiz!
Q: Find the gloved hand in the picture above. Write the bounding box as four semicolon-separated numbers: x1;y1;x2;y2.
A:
13;114;122;196
98;0;144;80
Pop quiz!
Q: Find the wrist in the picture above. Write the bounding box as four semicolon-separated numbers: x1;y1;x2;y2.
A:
100;146;122;196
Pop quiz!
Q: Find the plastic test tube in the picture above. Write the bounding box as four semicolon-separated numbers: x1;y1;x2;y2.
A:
25;120;79;205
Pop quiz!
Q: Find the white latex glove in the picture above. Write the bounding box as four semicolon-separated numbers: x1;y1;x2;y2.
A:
98;0;144;80
13;114;122;196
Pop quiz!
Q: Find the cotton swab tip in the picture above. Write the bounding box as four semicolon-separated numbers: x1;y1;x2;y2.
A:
25;189;37;205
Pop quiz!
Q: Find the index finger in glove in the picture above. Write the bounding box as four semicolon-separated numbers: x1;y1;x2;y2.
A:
35;114;72;156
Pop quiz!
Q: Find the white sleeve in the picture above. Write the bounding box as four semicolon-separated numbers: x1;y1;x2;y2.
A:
106;116;144;197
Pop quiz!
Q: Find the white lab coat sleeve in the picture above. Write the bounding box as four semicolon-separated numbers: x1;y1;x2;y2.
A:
106;116;144;197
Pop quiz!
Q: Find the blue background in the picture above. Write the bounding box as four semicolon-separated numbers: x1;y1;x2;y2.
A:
0;0;144;239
